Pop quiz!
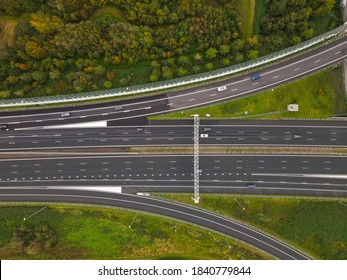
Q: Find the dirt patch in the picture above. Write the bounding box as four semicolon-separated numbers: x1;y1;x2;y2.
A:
90;6;127;22
0;21;17;48
208;0;220;8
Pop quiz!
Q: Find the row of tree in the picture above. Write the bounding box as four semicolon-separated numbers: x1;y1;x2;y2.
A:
0;0;340;99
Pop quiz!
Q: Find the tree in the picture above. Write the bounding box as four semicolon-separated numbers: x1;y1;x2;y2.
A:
302;28;314;40
247;50;259;60
119;78;128;86
25;41;45;59
205;47;218;59
103;80;113;89
291;36;302;45
194;53;202;61
149;73;159;82
162;66;174;79
32;71;46;83
178;55;190;66
151;60;161;69
49;69;61;80
192;65;201;73
94;65;106;75
219;45;230;55
205;62;214;71
106;71;116;81
6;75;19;84
0;90;11;99
232;39;244;52
13;89;24;97
30;12;63;35
247;36;258;48
177;67;188;77
220;58;230;66
234;52;244;63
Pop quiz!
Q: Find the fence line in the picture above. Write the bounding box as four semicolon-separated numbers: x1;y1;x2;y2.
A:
2;23;347;108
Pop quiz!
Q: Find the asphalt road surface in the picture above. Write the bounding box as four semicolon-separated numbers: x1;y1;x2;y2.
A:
1;154;346;197
1;120;346;150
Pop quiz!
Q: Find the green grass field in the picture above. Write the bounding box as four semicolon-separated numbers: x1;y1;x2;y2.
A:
236;0;255;38
159;195;347;260
0;205;269;260
153;66;346;120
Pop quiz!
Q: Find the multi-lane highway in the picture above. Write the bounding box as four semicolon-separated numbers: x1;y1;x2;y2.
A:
1;154;346;197
1;120;346;150
0;36;347;129
0;188;310;260
1;32;347;260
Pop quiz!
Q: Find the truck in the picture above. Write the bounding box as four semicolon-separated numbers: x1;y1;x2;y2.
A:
251;74;261;81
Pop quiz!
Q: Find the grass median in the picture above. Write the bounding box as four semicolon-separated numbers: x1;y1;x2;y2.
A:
153;66;346;120
0;205;269;260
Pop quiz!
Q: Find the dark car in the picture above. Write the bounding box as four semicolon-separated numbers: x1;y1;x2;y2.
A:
0;124;8;130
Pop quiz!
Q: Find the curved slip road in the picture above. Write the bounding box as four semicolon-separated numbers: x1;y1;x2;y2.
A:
0;188;311;260
1;36;347;129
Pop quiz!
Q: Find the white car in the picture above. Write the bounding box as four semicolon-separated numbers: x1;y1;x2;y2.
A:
61;112;70;117
217;86;227;91
200;134;209;138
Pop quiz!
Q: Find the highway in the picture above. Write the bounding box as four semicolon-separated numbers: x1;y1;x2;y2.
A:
0;33;346;260
0;188;310;260
0;120;346;150
0;36;347;129
1;155;346;197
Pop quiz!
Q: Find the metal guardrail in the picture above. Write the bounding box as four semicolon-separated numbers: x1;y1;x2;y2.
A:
2;23;347;108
